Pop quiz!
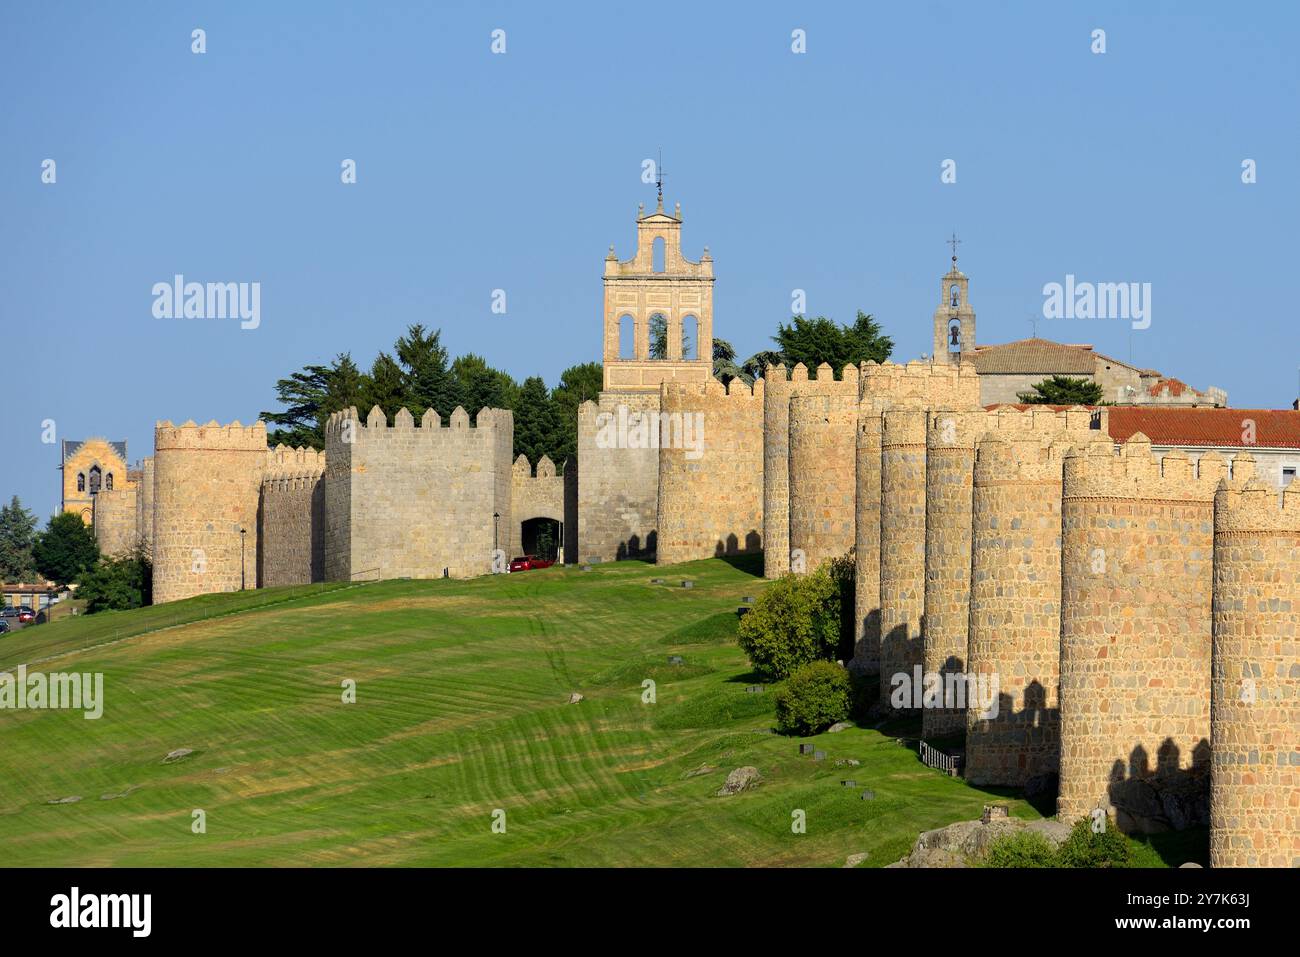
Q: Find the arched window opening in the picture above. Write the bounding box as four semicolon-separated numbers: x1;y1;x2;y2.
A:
949;284;961;309
106;472;114;491
681;315;699;361
88;466;102;495
948;319;962;352
618;314;635;359
652;236;665;274
649;314;668;359
77;473;85;492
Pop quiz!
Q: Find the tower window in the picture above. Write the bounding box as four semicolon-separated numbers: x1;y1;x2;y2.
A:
649;314;668;359
618;314;635;359
652;236;665;273
682;315;699;361
77;472;85;492
950;284;960;309
106;472;114;491
89;465;102;494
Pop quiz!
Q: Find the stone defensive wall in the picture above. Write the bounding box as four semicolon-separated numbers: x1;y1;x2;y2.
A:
512;453;565;525
762;362;861;579
964;407;1098;785
852;361;981;677
577;392;662;562
1210;461;1300;867
1058;432;1224;832
656;378;764;565
94;486;138;558
135;456;154;557
323;405;514;582
259;446;326;588
878;407;930;709
153;419;269;604
787;364;860;574
920;408;984;735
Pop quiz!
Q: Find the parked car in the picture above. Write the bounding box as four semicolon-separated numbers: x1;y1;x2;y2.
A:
17;610;35;623
508;555;555;573
0;619;8;634
0;607;20;618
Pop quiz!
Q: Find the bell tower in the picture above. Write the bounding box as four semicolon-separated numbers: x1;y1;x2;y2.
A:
601;191;715;391
933;236;976;365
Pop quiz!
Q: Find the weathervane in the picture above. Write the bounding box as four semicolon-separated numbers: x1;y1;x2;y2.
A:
947;232;962;265
656;147;665;207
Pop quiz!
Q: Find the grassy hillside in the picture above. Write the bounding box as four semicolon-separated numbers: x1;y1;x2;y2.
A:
0;557;1192;866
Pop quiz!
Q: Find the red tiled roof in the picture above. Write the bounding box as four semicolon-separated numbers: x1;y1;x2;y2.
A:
1107;407;1300;449
1148;378;1189;397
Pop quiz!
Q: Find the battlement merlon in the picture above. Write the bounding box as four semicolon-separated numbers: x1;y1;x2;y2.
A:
662;377;765;402
761;362;862;390
1215;457;1300;531
154;419;268;452
324;405;511;438
974;432;1078;483
1063;432;1227;500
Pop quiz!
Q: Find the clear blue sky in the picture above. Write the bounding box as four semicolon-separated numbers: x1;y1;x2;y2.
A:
3;1;1297;519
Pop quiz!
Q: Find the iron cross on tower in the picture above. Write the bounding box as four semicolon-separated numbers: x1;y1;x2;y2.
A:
948;232;961;266
656;147;665;205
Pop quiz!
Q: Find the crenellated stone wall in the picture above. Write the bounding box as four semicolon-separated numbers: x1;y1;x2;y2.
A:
577;392;662;562
1210;461;1300;867
879;407;929;710
852;361;981;678
964;407;1100;785
93;486;138;558
1058;432;1223;832
152;420;269;604
656;378;763;565
788;366;860;574
260;446;326;587
323;405;514;581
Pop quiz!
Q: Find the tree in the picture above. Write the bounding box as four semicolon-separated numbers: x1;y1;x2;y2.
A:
261;353;369;449
1017;375;1104;406
736;564;842;681
361;351;409;420
452;353;518;423
78;549;151;613
772;311;893;373
514;376;560;467
396;324;459;417
712;339;752;388
33;512;100;586
550;362;604;467
261;363;333;449
741;349;785;382
0;496;38;582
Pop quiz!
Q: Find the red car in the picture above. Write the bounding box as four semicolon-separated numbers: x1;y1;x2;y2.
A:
508;555;554;573
17;610;35;623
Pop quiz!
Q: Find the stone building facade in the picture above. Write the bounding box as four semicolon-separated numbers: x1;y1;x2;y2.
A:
1210;463;1300;867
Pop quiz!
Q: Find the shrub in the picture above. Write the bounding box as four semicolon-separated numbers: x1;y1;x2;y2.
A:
983;831;1057;868
774;661;850;735
78;551;151;614
1056;817;1133;868
828;548;856;661
737;565;839;681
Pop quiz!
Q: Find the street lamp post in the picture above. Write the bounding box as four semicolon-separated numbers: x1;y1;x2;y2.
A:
493;512;500;553
239;527;247;590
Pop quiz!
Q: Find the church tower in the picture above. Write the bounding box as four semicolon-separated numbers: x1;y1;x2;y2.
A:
601;193;714;391
932;243;976;365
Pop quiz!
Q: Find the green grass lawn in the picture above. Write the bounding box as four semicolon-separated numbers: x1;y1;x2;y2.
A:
0;556;1197;867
